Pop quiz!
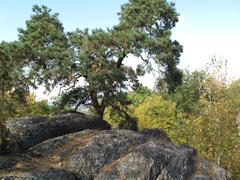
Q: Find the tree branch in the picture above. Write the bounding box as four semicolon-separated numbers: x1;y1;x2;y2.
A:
109;102;129;118
116;50;126;68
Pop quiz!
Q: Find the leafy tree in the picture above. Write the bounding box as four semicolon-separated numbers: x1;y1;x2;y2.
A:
0;40;52;121
127;86;153;107
119;0;183;93
188;77;240;179
18;5;70;93
133;94;184;142
18;94;52;117
172;70;207;115
0;41;31;121
104;86;152;129
19;1;182;120
174;59;240;179
1;94;52;121
0;41;27;101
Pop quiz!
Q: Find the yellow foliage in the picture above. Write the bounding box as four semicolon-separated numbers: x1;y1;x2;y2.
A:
184;76;240;179
133;95;184;142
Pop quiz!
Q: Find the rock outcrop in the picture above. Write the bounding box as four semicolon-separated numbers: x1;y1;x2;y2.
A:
1;113;111;153
0;114;227;179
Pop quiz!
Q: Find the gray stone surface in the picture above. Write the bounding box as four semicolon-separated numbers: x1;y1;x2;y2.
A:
0;115;227;180
2;113;110;153
0;166;77;180
190;158;227;180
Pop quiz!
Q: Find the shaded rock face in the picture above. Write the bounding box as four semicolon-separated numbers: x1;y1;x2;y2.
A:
1;113;111;153
0;114;227;179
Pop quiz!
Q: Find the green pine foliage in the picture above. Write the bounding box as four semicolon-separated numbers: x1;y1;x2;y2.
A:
17;1;182;119
0;1;239;178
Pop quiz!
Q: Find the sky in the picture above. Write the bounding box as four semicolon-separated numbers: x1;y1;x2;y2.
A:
0;0;240;99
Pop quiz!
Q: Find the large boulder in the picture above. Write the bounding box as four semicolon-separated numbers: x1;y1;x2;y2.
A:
190;158;227;180
1;113;111;153
0;128;227;180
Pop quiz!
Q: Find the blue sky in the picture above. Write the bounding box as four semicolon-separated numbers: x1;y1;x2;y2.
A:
0;0;127;41
0;0;240;97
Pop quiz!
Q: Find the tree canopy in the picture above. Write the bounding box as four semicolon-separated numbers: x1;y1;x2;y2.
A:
18;0;182;119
